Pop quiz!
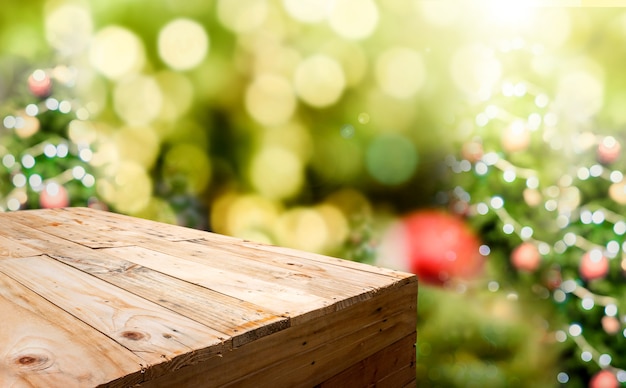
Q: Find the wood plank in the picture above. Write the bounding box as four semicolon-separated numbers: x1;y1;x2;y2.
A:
106;242;379;309
0;272;144;388
140;278;417;387
40;208;413;281
0;235;43;258
0;256;228;369
2;210;134;248
0;218;291;344
100;245;329;319
48;250;289;347
316;333;416;387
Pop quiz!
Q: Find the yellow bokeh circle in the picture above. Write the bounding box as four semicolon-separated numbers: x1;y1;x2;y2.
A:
158;18;209;71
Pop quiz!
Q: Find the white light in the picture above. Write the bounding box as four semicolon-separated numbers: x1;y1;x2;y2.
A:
490;196;504;209
479;245;491;255
590;164;603;177
475;162;488;175
526;176;539;189
44;144;57;158
568;323;582;337
46;98;59;110
563;233;576;246
528;113;542;130
483;152;499;165
535;94;549;108
488;281;499;292
581;297;594;310
7;198;21;211
607;241;620;255
513;82;527;96
476;113;489;127
3;115;16;129
553;289;566;303
561;279;577;293
12;174;27;188
503;170;516;182
59;100;72;114
476;202;489;215
611;171;624;183
599;354;612;367
485;105;499;118
72;166;86;180
577;167;590;180
82;174;95;187
554;241;566;254
581;351;593;362
580;210;592;224
2;154;15;168
615;221;626;235
557;372;569;384
605;304;618;317
545;199;557;212
555;330;567;342
28;174;42;189
520;226;533;239
459;160;471;172
592;211;605;224
617;370;626;383
503;224;514;234
538;242;550;255
21;154;35;169
79;148;93;162
56;143;69;158
25;104;39;116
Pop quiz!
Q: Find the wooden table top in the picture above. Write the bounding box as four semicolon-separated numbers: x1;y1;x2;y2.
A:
0;207;415;387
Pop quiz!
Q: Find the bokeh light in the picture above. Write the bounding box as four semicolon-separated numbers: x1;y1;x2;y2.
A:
366;134;419;186
376;47;426;99
282;0;331;24
113;75;163;125
45;3;93;55
248;146;303;200
217;0;268;34
245;74;296;126
294;54;345;108
89;26;145;80
450;43;502;99
158;18;209;71
328;0;379;40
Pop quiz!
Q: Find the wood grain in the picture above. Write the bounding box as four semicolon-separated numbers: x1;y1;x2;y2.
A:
0;272;144;388
0;208;417;386
0;256;227;367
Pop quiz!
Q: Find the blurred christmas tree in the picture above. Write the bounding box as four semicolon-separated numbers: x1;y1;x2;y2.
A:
434;7;626;388
0;62;101;211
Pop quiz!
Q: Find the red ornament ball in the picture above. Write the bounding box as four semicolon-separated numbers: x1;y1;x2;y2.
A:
579;250;609;281
589;370;618;388
28;69;53;98
597;136;621;165
378;209;484;285
511;242;541;272
39;183;69;209
601;316;620;335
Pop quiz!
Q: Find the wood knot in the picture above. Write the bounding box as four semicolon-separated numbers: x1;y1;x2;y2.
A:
11;349;53;371
120;331;148;341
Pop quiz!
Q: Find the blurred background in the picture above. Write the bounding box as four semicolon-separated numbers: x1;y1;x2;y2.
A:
3;1;626;386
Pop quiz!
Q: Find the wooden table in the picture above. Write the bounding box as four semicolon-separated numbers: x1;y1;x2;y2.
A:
0;207;417;387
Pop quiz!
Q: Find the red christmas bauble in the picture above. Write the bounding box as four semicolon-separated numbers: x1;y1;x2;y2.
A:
28;70;53;98
579;250;609;281
589;370;618;388
40;183;69;209
511;242;541;272
379;209;484;285
597;136;621;165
